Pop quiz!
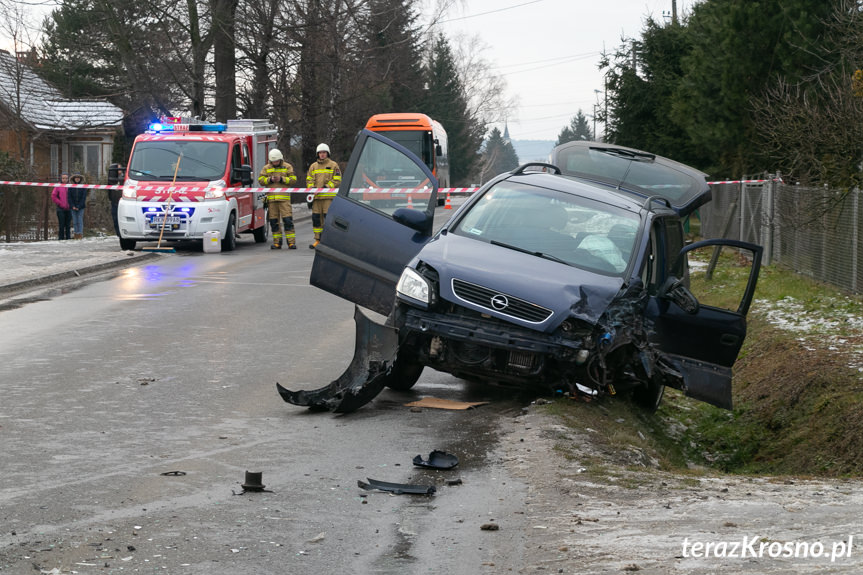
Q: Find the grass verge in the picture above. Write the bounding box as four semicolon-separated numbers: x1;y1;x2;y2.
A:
543;263;863;478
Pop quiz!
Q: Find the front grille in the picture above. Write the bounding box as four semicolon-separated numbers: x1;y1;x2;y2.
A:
508;350;536;370
451;278;553;324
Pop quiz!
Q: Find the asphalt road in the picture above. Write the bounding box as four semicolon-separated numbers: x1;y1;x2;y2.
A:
0;215;538;575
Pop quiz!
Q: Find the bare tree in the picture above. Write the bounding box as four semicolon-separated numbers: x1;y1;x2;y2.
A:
751;0;863;188
235;0;283;118
446;32;516;130
212;0;239;120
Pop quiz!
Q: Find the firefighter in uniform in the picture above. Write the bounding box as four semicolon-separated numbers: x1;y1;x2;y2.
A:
258;148;298;249
306;143;341;249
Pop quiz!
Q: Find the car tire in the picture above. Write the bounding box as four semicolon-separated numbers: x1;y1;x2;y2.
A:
384;355;424;391
119;238;136;251
222;214;237;251
382;305;424;390
253;221;268;243
632;379;664;413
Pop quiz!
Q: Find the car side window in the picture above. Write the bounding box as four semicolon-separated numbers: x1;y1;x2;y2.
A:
347;137;433;216
230;144;242;184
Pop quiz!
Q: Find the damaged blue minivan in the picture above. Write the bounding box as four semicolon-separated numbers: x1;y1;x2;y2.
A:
278;132;762;413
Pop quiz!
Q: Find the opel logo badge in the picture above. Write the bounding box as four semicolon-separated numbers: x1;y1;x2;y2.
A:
490;294;509;310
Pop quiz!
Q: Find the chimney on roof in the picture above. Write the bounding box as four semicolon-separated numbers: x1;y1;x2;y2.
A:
16;47;40;67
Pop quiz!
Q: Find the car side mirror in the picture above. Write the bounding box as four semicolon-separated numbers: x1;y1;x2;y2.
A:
659;276;700;314
234;164;253;186
435;144;443;157
392;207;432;235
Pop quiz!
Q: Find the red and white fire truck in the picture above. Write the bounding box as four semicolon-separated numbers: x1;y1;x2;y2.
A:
117;118;278;251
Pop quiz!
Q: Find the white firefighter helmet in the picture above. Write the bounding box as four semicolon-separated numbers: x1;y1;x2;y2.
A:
269;148;284;162
316;143;330;155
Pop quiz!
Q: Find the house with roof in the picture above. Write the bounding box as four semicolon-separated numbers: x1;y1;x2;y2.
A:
0;49;124;181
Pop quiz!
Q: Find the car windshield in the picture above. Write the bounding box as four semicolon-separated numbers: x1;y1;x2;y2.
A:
451;182;641;276
127;140;229;181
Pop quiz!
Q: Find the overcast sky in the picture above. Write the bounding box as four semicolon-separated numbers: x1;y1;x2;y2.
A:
435;0;697;142
4;0;695;143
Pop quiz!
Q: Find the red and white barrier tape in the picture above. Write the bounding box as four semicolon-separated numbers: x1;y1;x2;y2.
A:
706;178;783;185
0;181;482;195
3;178;789;193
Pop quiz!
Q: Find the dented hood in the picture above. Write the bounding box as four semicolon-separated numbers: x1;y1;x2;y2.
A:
413;232;626;332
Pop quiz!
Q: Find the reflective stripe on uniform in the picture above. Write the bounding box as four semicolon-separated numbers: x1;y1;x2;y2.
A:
259;164;297;188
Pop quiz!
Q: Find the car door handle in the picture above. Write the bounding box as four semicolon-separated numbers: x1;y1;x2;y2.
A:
720;333;740;347
333;217;349;231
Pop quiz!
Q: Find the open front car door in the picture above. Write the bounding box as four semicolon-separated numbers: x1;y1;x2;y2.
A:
310;129;439;316
647;238;763;409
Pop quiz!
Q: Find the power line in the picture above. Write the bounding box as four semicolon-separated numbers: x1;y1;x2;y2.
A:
493;53;601;76
492;51;600;71
439;0;546;24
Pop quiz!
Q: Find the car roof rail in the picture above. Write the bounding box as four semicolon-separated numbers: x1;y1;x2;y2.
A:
511;162;562;175
643;195;673;211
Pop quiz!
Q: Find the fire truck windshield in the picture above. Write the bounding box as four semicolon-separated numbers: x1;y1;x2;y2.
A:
128;141;229;181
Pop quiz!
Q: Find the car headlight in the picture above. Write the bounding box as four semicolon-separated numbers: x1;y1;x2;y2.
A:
396;268;430;306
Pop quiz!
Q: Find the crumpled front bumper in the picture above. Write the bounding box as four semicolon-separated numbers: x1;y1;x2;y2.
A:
402;307;584;358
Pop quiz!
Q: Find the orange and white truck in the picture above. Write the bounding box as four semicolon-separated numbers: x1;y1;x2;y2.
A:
117;118;278;251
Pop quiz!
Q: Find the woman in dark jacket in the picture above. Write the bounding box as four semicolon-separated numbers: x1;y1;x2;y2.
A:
68;173;88;239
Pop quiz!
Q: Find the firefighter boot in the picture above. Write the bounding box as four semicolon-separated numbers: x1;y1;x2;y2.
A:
287;239;296;249
309;239;320;249
271;237;282;250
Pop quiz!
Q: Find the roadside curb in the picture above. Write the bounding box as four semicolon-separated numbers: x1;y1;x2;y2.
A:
0;252;161;297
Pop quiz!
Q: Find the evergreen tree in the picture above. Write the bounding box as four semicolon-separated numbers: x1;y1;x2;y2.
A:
671;0;834;175
360;0;425;111
555;110;593;145
602;18;705;168
422;34;484;186
481;127;519;181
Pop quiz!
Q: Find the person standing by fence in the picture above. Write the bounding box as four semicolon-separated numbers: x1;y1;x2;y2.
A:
69;173;88;240
51;172;71;240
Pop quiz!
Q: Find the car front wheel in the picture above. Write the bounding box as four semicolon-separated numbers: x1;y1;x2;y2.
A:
384;355;424;390
383;305;424;390
631;379;664;413
222;214;237;251
253;210;268;243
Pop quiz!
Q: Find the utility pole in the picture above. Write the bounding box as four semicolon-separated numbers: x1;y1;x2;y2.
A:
663;1;679;25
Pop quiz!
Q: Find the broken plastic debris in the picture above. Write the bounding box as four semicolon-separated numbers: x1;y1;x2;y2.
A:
241;471;267;492
412;450;459;470
575;383;598;396
357;477;436;495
